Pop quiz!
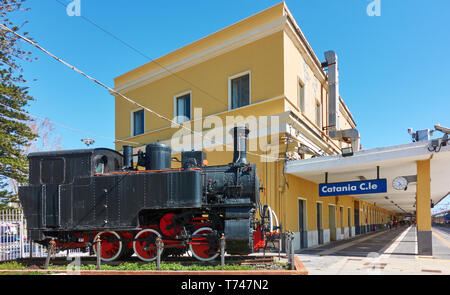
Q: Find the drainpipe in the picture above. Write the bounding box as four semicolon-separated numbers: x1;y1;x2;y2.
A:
325;50;339;135
324;50;361;152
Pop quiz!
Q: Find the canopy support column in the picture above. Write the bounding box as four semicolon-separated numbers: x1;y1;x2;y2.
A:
416;158;432;256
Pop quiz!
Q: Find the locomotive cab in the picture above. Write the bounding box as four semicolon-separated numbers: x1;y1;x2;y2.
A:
27;148;123;186
19;148;123;236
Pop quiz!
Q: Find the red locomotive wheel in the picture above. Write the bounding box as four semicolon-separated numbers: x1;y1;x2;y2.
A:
189;227;220;261
160;213;180;237
133;229;162;262
92;231;123;262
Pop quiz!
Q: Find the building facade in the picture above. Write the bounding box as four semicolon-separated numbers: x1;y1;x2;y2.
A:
112;3;397;250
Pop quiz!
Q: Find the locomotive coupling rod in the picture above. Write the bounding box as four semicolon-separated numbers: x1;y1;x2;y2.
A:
220;234;226;268
44;239;56;269
94;235;102;270
156;236;164;271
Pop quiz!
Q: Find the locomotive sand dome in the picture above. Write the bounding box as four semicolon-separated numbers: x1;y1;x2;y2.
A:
18;126;281;262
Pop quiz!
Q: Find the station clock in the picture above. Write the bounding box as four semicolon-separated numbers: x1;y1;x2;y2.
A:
392;176;408;190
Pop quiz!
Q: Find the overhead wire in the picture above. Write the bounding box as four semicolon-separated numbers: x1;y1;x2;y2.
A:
53;0;246;113
0;22;285;161
53;0;287;161
0;102;141;145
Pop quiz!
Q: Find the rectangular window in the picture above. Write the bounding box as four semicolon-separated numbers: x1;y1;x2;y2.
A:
315;101;321;128
298;81;305;112
230;73;250;109
175;92;191;123
133;109;144;136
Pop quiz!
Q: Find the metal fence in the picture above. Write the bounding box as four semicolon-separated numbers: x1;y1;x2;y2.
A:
0;209;87;262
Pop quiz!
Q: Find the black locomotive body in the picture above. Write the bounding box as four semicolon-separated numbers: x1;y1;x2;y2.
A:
18;127;280;261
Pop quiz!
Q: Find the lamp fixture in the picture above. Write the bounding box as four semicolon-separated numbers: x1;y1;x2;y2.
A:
81;138;95;148
342;147;353;157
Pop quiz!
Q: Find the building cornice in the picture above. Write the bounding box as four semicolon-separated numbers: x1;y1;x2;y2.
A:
112;3;329;95
115;95;285;144
116;95;342;158
113;16;287;94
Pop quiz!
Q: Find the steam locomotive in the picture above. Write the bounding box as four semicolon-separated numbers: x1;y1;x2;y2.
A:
18;127;281;261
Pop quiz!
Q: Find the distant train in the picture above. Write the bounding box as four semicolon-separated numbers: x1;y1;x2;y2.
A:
18;126;281;261
433;212;450;225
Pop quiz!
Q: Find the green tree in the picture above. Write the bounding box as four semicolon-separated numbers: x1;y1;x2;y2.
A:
0;0;37;209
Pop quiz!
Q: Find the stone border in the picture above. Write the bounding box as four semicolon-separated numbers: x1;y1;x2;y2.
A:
0;256;308;275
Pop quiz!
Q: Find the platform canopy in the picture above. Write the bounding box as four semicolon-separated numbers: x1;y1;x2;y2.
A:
285;139;450;214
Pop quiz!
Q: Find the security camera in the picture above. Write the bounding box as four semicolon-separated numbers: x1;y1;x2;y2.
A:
408;128;417;142
431;139;441;149
434;124;449;147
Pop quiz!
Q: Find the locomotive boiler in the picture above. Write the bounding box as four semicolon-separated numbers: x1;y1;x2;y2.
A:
18;126;281;262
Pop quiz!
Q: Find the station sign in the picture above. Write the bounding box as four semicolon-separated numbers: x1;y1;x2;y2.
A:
319;179;387;197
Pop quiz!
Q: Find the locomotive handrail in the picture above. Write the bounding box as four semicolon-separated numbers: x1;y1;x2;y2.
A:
270;207;280;233
265;206;280;234
268;206;273;233
94;167;203;176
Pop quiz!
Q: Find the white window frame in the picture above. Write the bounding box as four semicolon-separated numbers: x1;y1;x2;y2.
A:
173;90;192;124
315;99;322;129
228;70;251;111
130;108;145;137
298;77;305;113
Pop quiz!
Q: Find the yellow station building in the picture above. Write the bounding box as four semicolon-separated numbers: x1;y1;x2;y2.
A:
112;2;449;254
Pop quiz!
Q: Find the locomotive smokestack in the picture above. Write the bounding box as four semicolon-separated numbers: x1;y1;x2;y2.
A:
123;145;133;169
230;126;250;165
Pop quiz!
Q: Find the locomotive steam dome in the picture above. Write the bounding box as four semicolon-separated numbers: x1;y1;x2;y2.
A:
144;142;171;170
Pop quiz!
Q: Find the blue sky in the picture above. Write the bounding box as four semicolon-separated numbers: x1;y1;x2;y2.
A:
8;0;450;151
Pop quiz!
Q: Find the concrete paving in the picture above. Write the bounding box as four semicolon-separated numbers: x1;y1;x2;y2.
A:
296;225;450;275
431;225;450;260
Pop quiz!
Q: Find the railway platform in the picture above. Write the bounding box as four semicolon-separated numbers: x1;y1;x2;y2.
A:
296;225;450;275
